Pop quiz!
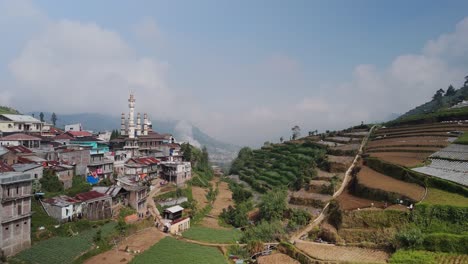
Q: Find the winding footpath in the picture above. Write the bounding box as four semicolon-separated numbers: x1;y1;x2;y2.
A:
290;126;376;242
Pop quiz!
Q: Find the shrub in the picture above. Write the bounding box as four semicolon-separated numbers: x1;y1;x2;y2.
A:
241;220;285;243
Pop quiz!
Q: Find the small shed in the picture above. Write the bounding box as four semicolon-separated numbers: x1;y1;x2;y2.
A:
163;205;184;221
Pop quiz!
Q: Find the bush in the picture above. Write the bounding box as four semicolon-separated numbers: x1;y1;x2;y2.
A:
40;170;64;193
241;220;285;243
422;233;468;253
394;228;424;249
390;250;436;264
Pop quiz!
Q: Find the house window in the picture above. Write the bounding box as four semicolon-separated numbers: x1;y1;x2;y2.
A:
8;124;12;128
16;185;19;194
7;187;10;196
18;204;22;215
34;174;38;179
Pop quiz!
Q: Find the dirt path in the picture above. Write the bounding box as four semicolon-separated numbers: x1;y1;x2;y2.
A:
290;126;375;242
84;227;167;264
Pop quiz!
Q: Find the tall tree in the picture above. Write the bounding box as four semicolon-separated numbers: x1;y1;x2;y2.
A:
432;89;444;101
292;125;301;140
51;112;57;126
280;136;284;143
464;75;468;87
445;85;456;96
39;112;44;122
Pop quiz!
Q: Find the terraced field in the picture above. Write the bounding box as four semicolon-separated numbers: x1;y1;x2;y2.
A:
367;136;451;149
336;189;384;210
357;166;425;201
369;152;432;167
295;241;390;263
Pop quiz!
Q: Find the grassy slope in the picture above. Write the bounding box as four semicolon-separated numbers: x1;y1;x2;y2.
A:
0;106;20;114
454;132;468;145
130;237;227;264
182;226;241;243
424;188;468;207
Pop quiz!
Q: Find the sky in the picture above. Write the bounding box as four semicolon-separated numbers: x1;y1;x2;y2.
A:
1;0;468;146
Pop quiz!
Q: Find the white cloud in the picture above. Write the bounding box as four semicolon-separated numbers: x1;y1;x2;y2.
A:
133;17;162;44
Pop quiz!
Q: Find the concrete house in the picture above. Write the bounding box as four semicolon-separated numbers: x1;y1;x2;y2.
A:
87;153;113;180
124;157;160;179
0;172;33;257
0;133;41;148
75;191;112;221
12;163;43;181
0;114;43;133
117;176;149;216
161;161;192;186
41;195;82;223
162;205;190;234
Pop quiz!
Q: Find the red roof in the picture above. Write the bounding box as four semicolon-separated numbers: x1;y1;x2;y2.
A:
66;131;93;138
130;157;160;165
49;127;64;134
0;161;14;172
0;133;41;141
4;145;33;154
54;133;74;140
75;191;108;201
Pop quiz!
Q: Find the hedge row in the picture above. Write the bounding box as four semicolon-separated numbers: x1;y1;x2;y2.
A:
421;233;468;254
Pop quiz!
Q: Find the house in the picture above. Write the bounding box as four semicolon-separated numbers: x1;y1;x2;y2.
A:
52;133;74;146
0;147;18;165
92;186;129;208
0;114;43;133
75;191;112;220
41;195;82;223
116;176;149;216
65;123;82;132
45;163;75;189
69;136;109;155
162;205;190;234
87;153;114;180
12;163;43;181
0;172;34;257
160;161;192;186
56;148;90;176
124;157;160;179
0;133;41;148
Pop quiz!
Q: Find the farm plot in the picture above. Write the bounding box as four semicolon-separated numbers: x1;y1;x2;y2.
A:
366;147;440;153
295;241;390;263
257;253;299;264
130;237;227;264
315;169;343;180
336;190;384;210
368;136;451;148
332;143;360;151
423;188;468;207
200;180;234;229
390;250;468;264
357;166;425;201
413;159;468;186
182;226;241;243
369;152;432;167
289;190;331;208
316;140;343;147
326;136;360;143
430;143;468;161
12;222;116;264
192;186;209;207
375;124;468;134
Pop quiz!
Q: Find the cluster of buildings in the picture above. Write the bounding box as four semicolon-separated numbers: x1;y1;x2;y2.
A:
0;93;192;257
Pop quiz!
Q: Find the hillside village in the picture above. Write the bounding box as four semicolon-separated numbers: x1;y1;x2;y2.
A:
0;81;466;264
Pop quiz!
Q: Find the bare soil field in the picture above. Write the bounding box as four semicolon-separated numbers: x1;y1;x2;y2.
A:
376;124;468;135
367;147;441;153
258;253;299;264
211;181;234;216
332;143;360;151
84;228;167;264
368;136;451;148
336;190;384;210
192;186;209;207
200;180;233;229
369;152;431;167
289;190;332;202
328;155;354;164
357;166;425;201
316;169;343;180
287;204;322;217
295;241;390;263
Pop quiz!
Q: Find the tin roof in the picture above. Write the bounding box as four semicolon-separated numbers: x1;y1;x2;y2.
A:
75;190;109;201
0;161;14;172
0;114;41;123
43;195;80;207
164;205;184;214
0;133;41;141
4;145;33;154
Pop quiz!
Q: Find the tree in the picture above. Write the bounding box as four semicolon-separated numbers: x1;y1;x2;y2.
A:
279;137;284;143
40;170;64;193
432;89;444;101
259;188;287;221
51;112;57;126
445;85;456;96
308;131;313;136
291;125;301;140
464;75;468;87
181;143;193;163
39;112;44;122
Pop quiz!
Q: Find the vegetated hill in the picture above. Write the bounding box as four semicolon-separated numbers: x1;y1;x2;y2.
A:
389;80;468;126
29;112;240;164
229;140;328;193
0;106;20;115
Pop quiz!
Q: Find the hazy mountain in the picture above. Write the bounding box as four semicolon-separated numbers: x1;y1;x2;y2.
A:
29;112;240;164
